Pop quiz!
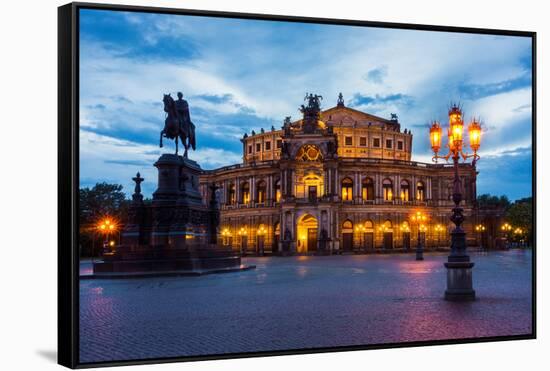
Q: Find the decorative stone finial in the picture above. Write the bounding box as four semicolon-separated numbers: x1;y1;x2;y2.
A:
132;172;144;203
337;92;345;107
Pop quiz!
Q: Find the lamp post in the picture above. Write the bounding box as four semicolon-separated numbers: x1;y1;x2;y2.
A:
411;211;428;260
430;103;481;301
97;218;117;254
475;224;486;250
501;223;512;248
434;224;443;249
257;225;266;255
401;222;411;251
355;224;366;251
238;227;248;255
514;227;524;248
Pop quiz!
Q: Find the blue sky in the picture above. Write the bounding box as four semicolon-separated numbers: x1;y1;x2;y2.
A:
79;9;533;201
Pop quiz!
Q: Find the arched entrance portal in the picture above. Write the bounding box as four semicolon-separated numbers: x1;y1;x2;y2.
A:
297;214;318;253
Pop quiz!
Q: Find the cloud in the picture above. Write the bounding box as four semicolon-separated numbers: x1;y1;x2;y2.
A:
364;66;388;84
78;9;533;200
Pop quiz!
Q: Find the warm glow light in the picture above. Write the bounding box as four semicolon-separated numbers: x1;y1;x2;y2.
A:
429;121;442;153
448;105;464;150
109;240;115;247
468;119;482;152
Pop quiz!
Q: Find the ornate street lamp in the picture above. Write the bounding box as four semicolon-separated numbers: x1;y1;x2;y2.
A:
430;103;482;301
501;222;512;248
410;211;428;260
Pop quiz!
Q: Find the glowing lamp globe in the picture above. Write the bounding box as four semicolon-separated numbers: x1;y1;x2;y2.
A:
468;119;482;152
429;121;442;154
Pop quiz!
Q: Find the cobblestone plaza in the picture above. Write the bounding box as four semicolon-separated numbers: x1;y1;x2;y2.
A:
79;250;532;363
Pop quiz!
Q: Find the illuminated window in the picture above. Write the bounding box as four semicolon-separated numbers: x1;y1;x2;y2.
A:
341;177;353;201
296;144;323;161
362;177;374;200
345;136;353;146
241;182;250;204
265;141;271;150
383;179;393;201
400;180;410;201
227;183;236;204
373;138;380;147
256;180;266;203
342;220;353;230
274;179;281;202
359;137;367;146
416;181;425;201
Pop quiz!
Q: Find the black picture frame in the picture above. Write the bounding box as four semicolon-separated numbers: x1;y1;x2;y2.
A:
58;2;537;368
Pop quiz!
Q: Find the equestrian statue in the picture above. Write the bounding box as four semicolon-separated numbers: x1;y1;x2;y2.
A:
160;92;196;157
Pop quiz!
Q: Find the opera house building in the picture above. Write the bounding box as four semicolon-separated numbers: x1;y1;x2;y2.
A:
199;94;478;255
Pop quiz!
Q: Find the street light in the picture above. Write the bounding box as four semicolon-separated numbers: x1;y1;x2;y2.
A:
434;224;444;249
410;211;428;261
355;224;366;251
501;223;512;248
257;225;267;255
430;104;481;301
400;222;411;251
97;218;117;254
475;224;486;250
238;227;248;255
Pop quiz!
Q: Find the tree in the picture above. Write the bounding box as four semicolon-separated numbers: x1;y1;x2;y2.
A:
79;182;129;257
477;194;511;209
507;198;533;244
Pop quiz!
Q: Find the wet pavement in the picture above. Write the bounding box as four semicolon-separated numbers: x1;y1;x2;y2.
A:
79;250;533;363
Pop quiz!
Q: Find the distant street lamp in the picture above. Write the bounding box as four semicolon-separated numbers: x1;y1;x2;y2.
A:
502;222;512;248
355;224;366;251
430;103;482;301
97;218;117;254
434;224;444;249
475;224;486;249
410;211;428;261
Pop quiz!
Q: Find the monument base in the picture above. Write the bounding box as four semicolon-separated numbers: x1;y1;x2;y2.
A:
91;246;252;277
444;261;476;301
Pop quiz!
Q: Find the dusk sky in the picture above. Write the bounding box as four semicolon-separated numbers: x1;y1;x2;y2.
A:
79;9;533;201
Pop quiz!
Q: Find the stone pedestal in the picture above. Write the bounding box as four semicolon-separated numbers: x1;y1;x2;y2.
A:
94;153;249;276
444;261;476;301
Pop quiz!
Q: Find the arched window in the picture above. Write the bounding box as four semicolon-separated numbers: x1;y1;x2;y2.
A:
241;182;250;204
362;177;374;201
416;181;425;201
383;220;393;231
341;177;353;201
342;220;354;230
364;220;374;230
274;179;281;202
383;178;393;201
400;180;410;201
227;183;236;205
256;180;266;203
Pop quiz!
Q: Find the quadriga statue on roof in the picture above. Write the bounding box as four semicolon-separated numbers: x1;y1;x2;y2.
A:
160;92;196;158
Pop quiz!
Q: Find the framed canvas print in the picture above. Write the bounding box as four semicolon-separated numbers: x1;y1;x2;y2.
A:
58;2;536;368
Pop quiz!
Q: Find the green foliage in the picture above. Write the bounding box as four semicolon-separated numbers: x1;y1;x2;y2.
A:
507;197;533;242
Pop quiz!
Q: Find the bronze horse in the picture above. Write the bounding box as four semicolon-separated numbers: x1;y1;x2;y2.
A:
160;94;196;157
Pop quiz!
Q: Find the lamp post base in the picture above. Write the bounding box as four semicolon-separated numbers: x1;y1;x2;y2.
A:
415;249;424;261
444;261;476;301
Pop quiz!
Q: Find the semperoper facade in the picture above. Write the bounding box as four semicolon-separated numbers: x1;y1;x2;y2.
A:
199;93;477;255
